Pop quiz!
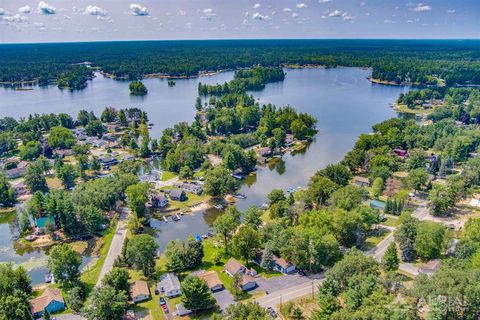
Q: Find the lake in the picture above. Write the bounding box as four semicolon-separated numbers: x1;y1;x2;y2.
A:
0;67;408;283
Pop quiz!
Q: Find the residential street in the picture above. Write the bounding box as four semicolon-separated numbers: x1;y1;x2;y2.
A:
95;208;129;287
367;231;395;262
255;276;324;309
156;176;179;189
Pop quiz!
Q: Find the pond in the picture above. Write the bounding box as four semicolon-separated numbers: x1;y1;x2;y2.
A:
0;67;409;283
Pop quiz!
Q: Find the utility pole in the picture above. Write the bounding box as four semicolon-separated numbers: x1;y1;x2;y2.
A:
311;280;314;298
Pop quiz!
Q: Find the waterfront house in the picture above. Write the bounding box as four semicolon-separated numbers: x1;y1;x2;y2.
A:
29;288;65;318
196;270;224;292
175;182;203;195
253;251;296;274
35;216;56;232
169;188;186;201
150;193;169;208
353;176;370;187
131;280;150;303
158;273;181;298
224;257;246;277
257;147;272;157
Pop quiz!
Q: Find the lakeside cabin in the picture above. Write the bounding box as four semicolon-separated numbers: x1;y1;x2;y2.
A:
131;280;151;303
29;288;65;318
158;273;181;298
224;258;257;291
353;176;370;187
169;188;187;201
150;193;169;208
224;257;246;277
254;251;296;274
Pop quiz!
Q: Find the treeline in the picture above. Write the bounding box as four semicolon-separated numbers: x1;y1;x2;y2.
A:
2;39;480;89
198;66;285;95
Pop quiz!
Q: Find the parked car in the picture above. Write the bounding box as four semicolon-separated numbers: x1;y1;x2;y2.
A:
160;297;167;305
267;307;278;318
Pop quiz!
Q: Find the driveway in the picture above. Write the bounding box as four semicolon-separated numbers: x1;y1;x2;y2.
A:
54;314;85;320
399;263;420;276
213;289;236;311
96;208;129;287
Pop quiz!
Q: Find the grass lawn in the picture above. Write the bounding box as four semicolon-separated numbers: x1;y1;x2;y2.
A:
159;191;210;212
161;171;177;181
395;104;433;116
46;176;64;189
382;216;401;227
80;223;116;294
361;229;390;251
279;295;318;319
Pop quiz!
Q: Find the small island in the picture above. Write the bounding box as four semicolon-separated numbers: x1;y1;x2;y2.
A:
168;80;176;86
129;80;148;95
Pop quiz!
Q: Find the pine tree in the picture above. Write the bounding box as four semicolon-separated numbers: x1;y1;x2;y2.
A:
382;242;399;271
261;245;275;271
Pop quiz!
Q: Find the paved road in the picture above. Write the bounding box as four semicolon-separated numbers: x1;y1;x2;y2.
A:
54;314;85;320
399;263;420;276
96;208;129;287
367;231;395;262
256;277;324;308
157;176;179;188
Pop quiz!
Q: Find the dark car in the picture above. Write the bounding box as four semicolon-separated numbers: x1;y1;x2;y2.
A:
160;297;167;305
267;307;277;318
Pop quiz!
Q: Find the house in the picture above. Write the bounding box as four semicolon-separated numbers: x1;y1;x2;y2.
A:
273;256;296;274
419;259;441;275
175;303;192;316
239;274;257;291
53;149;74;158
130;280;150;303
196;270;224;292
393;149;409;158
12;181;29;196
5;166;27;179
158;273;181;298
36;216;56;232
169;188;186;201
29;287;65;318
257;147;272;157
119;153;135;162
139;170;161;183
150;193;169;208
224;257;246;277
98;155;118;168
174;182;203;195
353;176;370;187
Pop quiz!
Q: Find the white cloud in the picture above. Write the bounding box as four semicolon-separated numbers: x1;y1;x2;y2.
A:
130;4;149;16
84;5;107;17
18;5;32;14
328;10;342;17
0;8;4;15
201;8;216;20
447;9;456;14
252;12;270;20
296;3;307;9
38;1;56;14
411;3;432;12
3;14;28;22
283;8;292;12
253;3;261;9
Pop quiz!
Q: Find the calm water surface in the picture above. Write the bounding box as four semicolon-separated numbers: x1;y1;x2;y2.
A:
0;67;408;283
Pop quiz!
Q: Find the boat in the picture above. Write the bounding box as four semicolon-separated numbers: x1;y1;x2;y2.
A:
287;186;296;193
233;193;247;199
162;216;168;223
260;203;269;210
201;234;209;239
213;204;224;210
45;273;53;283
172;214;180;222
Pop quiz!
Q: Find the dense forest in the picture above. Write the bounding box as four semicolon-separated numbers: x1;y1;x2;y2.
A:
1;39;480;89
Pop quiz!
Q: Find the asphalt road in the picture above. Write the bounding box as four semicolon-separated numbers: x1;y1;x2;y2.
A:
368;231;395;262
95;208;129;287
255;275;324;309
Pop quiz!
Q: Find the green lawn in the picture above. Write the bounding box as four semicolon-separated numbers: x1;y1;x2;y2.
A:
80;222;116;294
161;171;177;181
361;229;390;251
382;216;401;227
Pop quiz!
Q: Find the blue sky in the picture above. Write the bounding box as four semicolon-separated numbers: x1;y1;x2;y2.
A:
0;0;478;43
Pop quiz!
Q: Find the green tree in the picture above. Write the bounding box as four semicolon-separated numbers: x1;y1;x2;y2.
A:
260;244;275;271
129;81;148;95
308;176;339;206
47;244;82;286
19;141;42;160
24;163;48;193
243;205;262;229
180;276;216;311
179;166;194;179
408;168;429;193
203;166;237;198
267;189;286;206
232;225;260;264
414;221;446;260
382;242;399;271
223;302;269;320
85;119;106;137
371;177;384;199
57;164;78;189
428;184;454;216
66;286;84;312
125;234;158;276
394;215;418;262
125;183;150;218
48;126;76;149
0;291;33;320
0;173;15;206
330;185;368;211
213;212;238;254
102;268;130;296
84;286;128;320
314;164;352;186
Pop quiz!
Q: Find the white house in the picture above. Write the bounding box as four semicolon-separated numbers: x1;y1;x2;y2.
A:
158;273;181;298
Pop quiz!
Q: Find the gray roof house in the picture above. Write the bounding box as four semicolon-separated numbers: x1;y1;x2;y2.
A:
158;273;181;298
169;188;186;201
